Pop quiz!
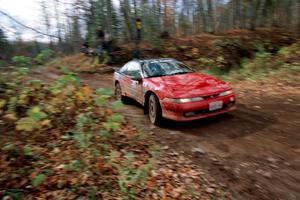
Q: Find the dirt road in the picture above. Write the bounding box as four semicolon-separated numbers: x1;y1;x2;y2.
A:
32;69;300;200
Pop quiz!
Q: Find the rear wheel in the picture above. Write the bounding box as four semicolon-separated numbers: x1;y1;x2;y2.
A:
148;94;162;125
115;83;122;99
115;83;129;104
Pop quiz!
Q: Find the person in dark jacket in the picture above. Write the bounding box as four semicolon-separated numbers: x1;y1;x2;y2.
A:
96;28;104;63
96;28;112;64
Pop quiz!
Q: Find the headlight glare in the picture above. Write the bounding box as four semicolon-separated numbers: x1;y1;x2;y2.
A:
219;90;233;97
164;96;204;103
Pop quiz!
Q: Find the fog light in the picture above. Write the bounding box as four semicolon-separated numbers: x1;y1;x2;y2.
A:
230;97;235;102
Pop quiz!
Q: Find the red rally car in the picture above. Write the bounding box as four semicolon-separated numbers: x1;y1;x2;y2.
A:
114;58;236;125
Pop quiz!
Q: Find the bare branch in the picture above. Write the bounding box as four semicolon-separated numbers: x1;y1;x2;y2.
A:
0;10;59;38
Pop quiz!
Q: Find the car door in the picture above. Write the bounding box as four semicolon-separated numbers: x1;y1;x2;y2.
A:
125;61;144;103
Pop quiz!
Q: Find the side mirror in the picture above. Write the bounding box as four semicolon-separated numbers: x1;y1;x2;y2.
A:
131;76;143;82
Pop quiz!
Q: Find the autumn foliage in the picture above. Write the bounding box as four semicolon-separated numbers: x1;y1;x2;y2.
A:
0;67;230;199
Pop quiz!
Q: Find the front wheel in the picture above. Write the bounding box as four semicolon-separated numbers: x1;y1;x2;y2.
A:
148;94;162;125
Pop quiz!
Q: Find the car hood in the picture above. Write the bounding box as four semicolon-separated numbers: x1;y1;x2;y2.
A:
146;72;231;98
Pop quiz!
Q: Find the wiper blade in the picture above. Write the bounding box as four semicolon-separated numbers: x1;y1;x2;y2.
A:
170;71;190;75
147;74;167;78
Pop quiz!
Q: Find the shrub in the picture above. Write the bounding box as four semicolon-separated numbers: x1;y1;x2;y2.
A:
12;56;32;68
0;60;6;68
34;49;54;64
0;67;161;199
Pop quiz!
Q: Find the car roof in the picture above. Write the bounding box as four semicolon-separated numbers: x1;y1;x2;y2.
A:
134;58;177;63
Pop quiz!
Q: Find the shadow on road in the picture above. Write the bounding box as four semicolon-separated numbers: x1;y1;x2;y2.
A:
123;99;277;139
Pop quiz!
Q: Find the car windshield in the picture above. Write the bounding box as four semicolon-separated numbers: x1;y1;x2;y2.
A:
144;60;194;78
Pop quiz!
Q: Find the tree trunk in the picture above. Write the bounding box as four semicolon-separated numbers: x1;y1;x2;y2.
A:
298;0;300;34
54;0;63;51
198;0;207;33
106;0;113;34
284;0;293;29
41;0;53;48
256;0;266;27
206;0;215;33
133;0;138;19
71;15;82;52
249;0;257;31
121;0;134;41
233;0;241;28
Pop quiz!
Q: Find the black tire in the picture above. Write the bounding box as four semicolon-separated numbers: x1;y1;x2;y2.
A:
115;83;130;104
148;94;162;125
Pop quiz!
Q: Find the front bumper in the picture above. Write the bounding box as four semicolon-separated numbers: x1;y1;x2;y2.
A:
160;94;236;121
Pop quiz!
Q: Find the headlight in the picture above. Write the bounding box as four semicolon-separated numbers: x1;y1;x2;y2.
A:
219;90;233;97
164;96;204;103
